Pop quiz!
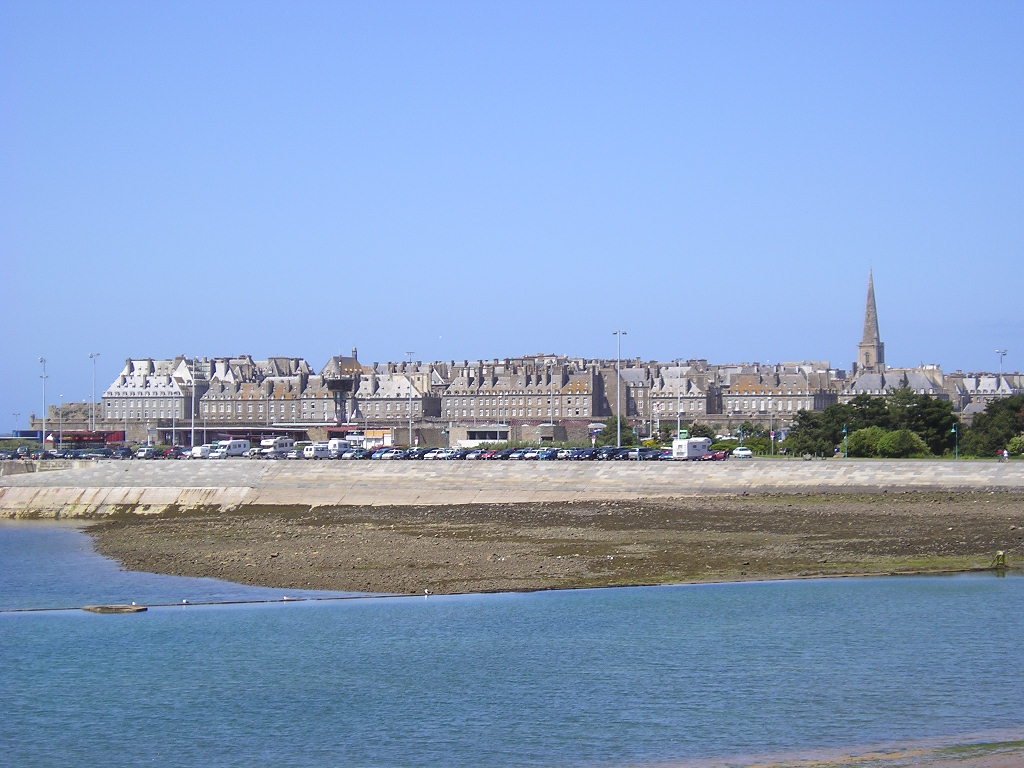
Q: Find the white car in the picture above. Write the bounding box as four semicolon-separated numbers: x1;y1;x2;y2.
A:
732;446;754;459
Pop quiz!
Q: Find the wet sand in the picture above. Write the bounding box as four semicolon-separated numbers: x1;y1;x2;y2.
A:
89;491;1024;595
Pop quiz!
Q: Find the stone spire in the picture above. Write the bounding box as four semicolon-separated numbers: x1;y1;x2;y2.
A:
857;271;885;374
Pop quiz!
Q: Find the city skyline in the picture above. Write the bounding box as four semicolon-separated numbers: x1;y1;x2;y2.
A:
4;2;1022;432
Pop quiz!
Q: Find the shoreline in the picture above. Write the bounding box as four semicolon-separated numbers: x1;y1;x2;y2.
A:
87;491;1024;595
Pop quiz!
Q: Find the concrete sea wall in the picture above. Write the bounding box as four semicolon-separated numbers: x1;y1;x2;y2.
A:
1;459;1022;518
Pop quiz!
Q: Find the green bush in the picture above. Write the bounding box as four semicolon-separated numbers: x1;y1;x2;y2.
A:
876;429;930;458
1007;435;1024;456
847;426;887;457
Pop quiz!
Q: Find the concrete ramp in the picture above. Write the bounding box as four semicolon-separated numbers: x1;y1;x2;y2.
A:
1;459;1021;518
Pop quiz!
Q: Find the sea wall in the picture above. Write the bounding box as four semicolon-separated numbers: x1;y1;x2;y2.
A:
1;458;1022;518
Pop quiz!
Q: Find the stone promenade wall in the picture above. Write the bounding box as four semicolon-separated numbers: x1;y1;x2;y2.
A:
1;459;1021;518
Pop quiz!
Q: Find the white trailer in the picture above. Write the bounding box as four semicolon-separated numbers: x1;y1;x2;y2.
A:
671;437;713;460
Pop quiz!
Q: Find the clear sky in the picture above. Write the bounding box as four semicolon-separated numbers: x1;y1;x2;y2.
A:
3;1;1022;431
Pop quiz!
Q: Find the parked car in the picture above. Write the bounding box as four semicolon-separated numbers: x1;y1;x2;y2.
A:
404;448;429;460
341;448;371;460
537;448;560;460
83;447;114;460
700;450;728;461
135;446;163;460
732;446;754;459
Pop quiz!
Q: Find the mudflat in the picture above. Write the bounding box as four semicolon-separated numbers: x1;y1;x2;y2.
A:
89;491;1024;595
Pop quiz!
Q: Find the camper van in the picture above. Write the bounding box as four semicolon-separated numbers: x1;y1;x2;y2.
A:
258;436;295;458
303;442;331;460
209;439;251;459
327;438;352;459
671;437;713;461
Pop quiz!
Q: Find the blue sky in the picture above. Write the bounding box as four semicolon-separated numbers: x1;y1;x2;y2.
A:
3;1;1021;430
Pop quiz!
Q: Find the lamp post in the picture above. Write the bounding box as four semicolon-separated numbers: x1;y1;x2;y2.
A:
12;412;20;436
996;349;1007;377
189;357;196;448
58;394;64;449
842;424;848;458
39;357;48;450
406;352;414;447
675;359;682;440
952;423;959;460
89;352;100;432
613;330;627;448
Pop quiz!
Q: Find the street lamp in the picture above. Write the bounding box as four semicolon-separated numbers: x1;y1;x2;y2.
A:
12;412;20;436
996;349;1007;377
675;359;682;440
89;352;100;432
951;423;959;460
406;352;414;447
189;357;196;448
39;357;48;450
58;394;64;449
613;330;627;448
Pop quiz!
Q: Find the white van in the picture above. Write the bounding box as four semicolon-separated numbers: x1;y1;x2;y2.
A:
190;444;212;459
327;438;351;459
209;439;251;459
303;442;330;460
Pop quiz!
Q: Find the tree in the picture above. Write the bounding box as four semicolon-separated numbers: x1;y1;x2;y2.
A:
886;388;956;455
1007;435;1024;456
876;429;930;458
962;395;1024;457
847;426;887;457
782;401;859;456
687;422;717;439
847;393;893;431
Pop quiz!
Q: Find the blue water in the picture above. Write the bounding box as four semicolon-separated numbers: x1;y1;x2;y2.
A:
1;523;1022;768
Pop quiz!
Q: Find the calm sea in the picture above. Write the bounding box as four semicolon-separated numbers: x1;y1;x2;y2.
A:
1;522;1022;768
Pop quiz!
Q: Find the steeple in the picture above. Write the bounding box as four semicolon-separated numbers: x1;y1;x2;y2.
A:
856;271;885;374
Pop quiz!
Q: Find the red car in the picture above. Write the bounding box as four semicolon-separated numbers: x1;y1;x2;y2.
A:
700;450;729;461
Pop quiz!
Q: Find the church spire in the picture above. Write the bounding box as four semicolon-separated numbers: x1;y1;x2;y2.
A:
857;271;885;373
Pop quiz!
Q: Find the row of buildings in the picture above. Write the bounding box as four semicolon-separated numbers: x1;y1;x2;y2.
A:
27;276;1022;447
30;351;1022;448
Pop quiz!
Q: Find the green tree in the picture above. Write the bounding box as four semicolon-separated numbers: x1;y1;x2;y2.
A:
847;425;887;457
783;403;852;456
687;422;717;439
962;395;1024;457
876;429;930;458
1007;435;1024;456
847;393;893;431
886;388;956;455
